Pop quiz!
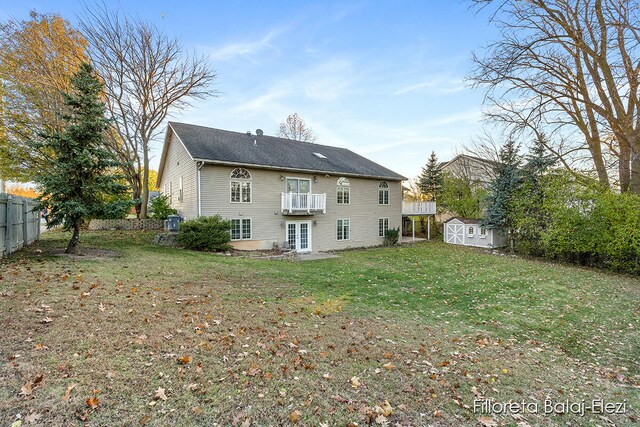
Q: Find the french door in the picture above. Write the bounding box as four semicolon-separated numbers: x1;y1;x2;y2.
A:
286;221;311;252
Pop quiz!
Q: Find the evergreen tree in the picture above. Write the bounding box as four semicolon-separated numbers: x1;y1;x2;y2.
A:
513;135;555;255
33;63;130;254
418;151;444;201
483;139;522;251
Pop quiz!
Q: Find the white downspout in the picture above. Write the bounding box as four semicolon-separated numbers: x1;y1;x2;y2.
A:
197;161;204;217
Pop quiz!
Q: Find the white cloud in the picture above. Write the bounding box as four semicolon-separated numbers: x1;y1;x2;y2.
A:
209;27;287;62
393;76;466;96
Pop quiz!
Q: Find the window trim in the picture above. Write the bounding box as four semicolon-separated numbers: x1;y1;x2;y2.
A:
378;181;389;205
336;186;350;204
285;176;312;194
378;217;389;237
467;226;475;237
479;227;487;239
336;218;351;241
230;218;252;241
230;168;252;204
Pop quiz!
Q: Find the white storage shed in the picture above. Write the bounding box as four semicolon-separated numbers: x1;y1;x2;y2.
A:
444;217;507;249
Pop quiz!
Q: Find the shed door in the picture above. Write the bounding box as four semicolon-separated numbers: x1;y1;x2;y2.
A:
445;223;464;245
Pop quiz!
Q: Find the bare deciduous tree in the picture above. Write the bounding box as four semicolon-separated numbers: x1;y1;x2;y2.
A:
277;113;318;143
470;0;640;193
79;4;217;218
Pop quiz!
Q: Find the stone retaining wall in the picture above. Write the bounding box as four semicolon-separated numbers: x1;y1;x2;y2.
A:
88;219;165;230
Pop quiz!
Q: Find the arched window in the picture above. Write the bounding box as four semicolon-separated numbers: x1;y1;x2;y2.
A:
378;181;389;205
230;168;251;180
337;177;350;204
230;168;252;203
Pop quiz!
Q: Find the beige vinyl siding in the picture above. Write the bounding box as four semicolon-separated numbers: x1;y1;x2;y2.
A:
200;165;402;251
158;132;197;219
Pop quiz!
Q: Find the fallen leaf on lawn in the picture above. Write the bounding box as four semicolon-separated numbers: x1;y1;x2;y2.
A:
62;383;77;402
433;410;443;417
178;355;191;364
322;372;333;379
33;343;48;351
11;420;22;427
240;418;251;427
24;412;42;424
289;410;302;423
86;396;100;409
139;415;151;425
383;352;392;359
246;364;260;376
40;317;53;324
383;362;395;370
478;416;498;427
192;406;204;414
375;400;393;417
374;414;388;425
98;303;106;312
154;387;167;401
188;383;199;391
19;382;33;396
350;376;361;388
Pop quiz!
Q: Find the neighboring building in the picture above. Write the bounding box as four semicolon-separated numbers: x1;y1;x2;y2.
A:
156;122;407;252
443;217;507;249
440;154;499;187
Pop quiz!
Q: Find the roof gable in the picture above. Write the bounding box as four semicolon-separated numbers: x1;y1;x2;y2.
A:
164;122;406;181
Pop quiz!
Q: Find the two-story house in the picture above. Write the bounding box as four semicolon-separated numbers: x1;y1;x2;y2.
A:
156;122;407;252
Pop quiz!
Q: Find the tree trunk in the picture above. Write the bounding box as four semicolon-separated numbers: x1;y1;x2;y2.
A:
65;223;80;254
631;145;640;195
619;142;631;192
140;150;150;219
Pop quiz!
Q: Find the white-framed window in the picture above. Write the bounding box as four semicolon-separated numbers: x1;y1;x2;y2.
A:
285;177;311;193
178;176;183;202
467;226;475;237
337;177;350;204
230;218;252;240
337;219;350;241
230;168;252;203
378;217;389;237
378;181;389;205
479;227;487;239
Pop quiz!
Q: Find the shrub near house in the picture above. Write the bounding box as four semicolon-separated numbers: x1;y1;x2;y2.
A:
177;215;232;252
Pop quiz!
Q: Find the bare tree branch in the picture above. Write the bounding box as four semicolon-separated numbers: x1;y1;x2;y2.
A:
79;3;218;217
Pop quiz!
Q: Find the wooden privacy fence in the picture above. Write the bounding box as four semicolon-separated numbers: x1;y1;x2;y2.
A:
0;194;41;257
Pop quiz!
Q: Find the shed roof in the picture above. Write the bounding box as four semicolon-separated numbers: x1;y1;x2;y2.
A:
158;122;406;182
444;217;483;225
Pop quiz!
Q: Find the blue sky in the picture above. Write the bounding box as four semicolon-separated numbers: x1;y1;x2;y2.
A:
0;1;498;179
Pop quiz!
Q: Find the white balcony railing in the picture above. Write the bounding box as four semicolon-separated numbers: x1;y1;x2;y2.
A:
281;192;326;214
402;201;436;215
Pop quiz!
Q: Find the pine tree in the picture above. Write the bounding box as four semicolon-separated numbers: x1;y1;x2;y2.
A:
513;135;555;255
33;63;130;254
483;139;522;251
418;151;444;201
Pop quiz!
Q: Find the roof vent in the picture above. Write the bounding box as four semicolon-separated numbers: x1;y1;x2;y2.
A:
246;131;251;136
256;129;263;136
313;152;327;159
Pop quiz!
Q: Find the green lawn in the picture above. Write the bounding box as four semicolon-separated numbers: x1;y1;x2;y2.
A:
1;231;638;426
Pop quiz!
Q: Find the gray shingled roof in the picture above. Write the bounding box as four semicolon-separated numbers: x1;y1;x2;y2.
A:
169;122;406;181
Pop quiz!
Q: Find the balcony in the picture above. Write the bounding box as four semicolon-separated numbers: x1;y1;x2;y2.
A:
402;201;436;216
281;192;326;215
